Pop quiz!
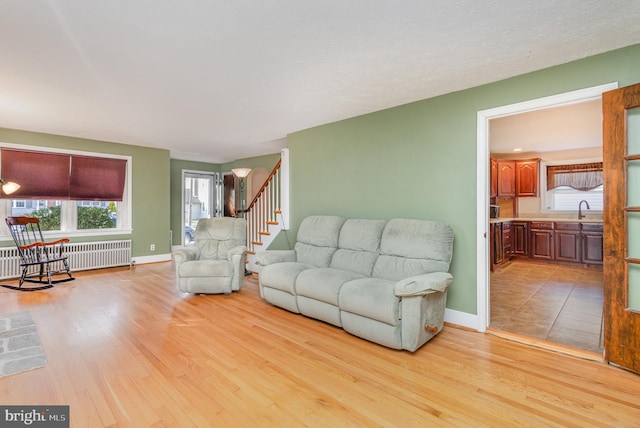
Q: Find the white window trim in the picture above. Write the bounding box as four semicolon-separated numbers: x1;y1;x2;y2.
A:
540;157;604;214
0;142;133;240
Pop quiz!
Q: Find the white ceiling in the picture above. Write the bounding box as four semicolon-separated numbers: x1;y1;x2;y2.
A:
489;100;602;154
1;1;639;163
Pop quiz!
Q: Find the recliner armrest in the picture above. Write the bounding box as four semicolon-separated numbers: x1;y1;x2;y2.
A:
394;272;453;297
227;246;247;261
173;246;200;265
255;250;296;266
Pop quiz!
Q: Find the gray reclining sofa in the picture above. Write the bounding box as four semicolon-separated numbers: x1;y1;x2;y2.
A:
256;215;454;352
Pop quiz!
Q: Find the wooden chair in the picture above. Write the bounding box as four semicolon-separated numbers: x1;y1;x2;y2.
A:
4;216;74;291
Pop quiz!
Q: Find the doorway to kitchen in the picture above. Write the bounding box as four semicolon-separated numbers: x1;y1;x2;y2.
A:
476;83;617;357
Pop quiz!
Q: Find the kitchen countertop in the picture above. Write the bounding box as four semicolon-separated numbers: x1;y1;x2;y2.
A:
490;217;603;224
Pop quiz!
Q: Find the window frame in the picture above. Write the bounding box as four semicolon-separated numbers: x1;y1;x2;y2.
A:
0;143;132;240
540;158;604;214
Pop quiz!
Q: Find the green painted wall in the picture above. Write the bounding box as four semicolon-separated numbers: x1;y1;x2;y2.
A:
0;127;170;257
285;44;640;315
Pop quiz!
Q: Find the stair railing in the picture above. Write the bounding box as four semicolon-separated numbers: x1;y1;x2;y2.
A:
238;159;282;254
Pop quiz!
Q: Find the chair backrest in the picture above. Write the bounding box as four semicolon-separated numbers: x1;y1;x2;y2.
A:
6;216;46;263
194;217;247;260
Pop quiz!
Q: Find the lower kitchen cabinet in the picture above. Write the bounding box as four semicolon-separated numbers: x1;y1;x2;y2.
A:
502;222;512;259
530;222;554;260
511;222;528;256
491;220;603;269
554;222;581;263
582;223;604;265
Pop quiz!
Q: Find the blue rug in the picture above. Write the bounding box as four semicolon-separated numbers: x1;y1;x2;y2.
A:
0;311;47;377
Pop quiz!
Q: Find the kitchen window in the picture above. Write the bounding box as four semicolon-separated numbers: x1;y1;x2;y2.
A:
541;161;604;212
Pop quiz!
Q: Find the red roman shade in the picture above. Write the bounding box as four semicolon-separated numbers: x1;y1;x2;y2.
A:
70;155;127;201
1;148;127;201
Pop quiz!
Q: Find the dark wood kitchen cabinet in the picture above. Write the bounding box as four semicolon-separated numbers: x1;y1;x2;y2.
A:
490;158;498;198
554;222;581;263
503;222;512;259
515;159;539;197
497;160;516;198
491;158;539;199
491;223;502;268
582;223;604;265
491;220;603;269
530;221;554;260
491;221;513;271
511;221;528;256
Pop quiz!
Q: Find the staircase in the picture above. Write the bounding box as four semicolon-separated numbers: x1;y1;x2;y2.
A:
240;149;289;272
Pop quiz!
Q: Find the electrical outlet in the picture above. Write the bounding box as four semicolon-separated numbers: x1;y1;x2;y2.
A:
150;244;155;251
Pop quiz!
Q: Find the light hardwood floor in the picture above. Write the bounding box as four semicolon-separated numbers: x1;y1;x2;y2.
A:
490;260;604;354
1;262;638;427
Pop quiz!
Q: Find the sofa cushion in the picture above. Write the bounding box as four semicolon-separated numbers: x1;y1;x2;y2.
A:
339;278;399;326
260;262;315;294
294;243;339;268
294;215;346;267
373;219;453;281
179;259;232;277
338;219;386;252
330;219;385;276
296;268;365;305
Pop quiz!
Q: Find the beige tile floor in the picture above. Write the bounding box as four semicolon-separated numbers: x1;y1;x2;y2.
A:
490;259;604;354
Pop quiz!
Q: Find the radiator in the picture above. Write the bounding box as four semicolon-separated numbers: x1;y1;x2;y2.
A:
0;240;132;280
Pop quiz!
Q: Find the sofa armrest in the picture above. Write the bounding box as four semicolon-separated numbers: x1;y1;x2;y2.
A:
173;246;200;265
255;250;297;266
395;272;453;297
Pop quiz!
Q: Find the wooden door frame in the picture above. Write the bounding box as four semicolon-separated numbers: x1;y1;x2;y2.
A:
476;83;618;332
602;82;640;372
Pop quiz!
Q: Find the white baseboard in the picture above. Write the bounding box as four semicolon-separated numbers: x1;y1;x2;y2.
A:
444;308;479;331
132;253;172;265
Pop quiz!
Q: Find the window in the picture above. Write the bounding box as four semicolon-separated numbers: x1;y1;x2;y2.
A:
0;145;131;238
10;199;63;231
542;161;603;212
549;186;603;211
76;201;117;230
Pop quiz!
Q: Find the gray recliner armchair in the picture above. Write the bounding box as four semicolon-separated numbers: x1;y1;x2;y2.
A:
173;217;247;294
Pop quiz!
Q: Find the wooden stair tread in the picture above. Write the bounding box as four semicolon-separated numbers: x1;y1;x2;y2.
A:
259;231;270;236
266;221;279;225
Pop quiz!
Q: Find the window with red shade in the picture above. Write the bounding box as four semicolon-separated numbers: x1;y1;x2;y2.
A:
0;146;131;237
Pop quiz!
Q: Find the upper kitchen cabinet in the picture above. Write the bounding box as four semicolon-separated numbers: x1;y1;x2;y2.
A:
490;158;498;198
515;159;540;197
497;160;516;197
491;158;540;198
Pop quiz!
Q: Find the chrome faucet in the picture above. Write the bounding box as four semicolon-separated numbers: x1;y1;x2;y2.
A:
578;200;590;219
